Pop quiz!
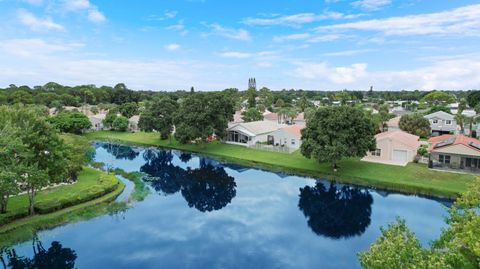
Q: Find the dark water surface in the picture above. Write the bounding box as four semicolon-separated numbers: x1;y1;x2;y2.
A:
2;142;451;269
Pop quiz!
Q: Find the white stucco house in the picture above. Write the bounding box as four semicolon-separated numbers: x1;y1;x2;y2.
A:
269;125;305;150
128;115;140;132
226;121;282;146
362;130;420;166
88;113;106;131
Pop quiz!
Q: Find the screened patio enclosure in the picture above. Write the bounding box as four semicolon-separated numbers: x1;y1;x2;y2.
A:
226;130;251;144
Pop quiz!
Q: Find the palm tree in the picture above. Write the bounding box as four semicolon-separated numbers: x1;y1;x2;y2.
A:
455;113;466;134
277;107;289;124
287;108;299;124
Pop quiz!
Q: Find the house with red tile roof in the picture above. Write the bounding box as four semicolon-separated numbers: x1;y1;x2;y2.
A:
362;130;420;166
269;124;305;150
427;134;480;173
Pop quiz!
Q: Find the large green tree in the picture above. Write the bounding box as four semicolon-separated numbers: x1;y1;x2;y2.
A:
421;91;456;105
139;97;179;140
0;124;24;213
359;178;480;268
399;113;431;138
174;93;234;144
47;111;92;134
0;106;72;215
241;108;263;122
300;106;376;170
118;102;139;118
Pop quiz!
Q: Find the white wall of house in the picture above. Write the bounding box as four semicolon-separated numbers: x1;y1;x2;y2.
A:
363;138;417;165
270;129;301;150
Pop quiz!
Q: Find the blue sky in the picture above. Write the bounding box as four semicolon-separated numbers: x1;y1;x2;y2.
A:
0;0;479;91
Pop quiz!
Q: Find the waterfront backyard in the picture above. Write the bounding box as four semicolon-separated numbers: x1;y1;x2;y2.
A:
86;131;475;198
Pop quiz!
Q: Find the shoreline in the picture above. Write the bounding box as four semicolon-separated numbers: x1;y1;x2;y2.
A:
87;131;475;200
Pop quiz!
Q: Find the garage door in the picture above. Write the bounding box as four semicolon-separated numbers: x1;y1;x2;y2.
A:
392;150;408;163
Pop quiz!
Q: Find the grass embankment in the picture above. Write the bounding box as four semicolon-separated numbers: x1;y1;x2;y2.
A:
0;167;122;229
0;168;150;249
86;131;476;199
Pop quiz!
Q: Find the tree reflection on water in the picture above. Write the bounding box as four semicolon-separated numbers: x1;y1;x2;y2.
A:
1;240;77;269
298;182;373;239
140;149;236;212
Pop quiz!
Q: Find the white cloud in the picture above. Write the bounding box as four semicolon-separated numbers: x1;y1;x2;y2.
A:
273;33;311;42
166;20;188;36
294;62;368;83
62;0;106;23
164;43;181;51
0;40;232;90
321;49;372;57
352;0;391;11
219;51;253;59
292;58;480;90
318;4;480;36
243;11;361;27
63;0;91;11
0;38;82;57
147;10;178;21
272;33;340;43
88;8;106;23
22;0;43;5
17;9;63;31
207;24;252;41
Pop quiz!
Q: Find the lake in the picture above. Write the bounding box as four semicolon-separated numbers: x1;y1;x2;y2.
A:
1;142;451;269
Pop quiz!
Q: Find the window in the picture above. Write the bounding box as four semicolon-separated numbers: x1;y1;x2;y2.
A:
371;149;381;157
291;139;295;145
432;119;438;124
439;154;451;164
446;120;452;125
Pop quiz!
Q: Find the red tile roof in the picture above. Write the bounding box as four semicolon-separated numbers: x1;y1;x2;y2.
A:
264;112;279;121
280;124;305;138
428;134;480;152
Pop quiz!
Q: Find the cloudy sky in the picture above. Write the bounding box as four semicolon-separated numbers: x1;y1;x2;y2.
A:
0;0;479;91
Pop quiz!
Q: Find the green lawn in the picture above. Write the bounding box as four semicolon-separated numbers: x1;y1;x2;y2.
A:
0;167;121;226
86;131;477;199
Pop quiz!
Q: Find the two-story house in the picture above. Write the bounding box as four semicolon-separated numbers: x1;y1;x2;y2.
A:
424;111;457;136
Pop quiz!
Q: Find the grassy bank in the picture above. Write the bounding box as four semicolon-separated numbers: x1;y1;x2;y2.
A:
0;167;121;227
86;131;476;199
0;168;151;249
0;183;125;249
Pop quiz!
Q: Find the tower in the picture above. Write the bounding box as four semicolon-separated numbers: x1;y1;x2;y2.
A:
248;78;257;90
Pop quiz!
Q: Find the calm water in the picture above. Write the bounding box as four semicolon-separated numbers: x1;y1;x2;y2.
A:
1;142;451;269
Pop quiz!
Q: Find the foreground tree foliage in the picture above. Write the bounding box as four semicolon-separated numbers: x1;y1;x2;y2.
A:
359;178;480;268
300;106;376;170
0;106;79;215
47;111;92;134
399;113;431;138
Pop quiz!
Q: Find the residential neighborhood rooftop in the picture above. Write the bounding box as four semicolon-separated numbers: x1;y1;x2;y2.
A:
428;134;480;152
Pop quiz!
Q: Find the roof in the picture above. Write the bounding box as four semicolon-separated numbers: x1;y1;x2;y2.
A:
278;124;305;138
263;112;278;121
387;116;401;128
428;134;480;153
129;115;140;123
232;111;244;123
424;111;454;120
375;130;420;149
228;120;281;136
